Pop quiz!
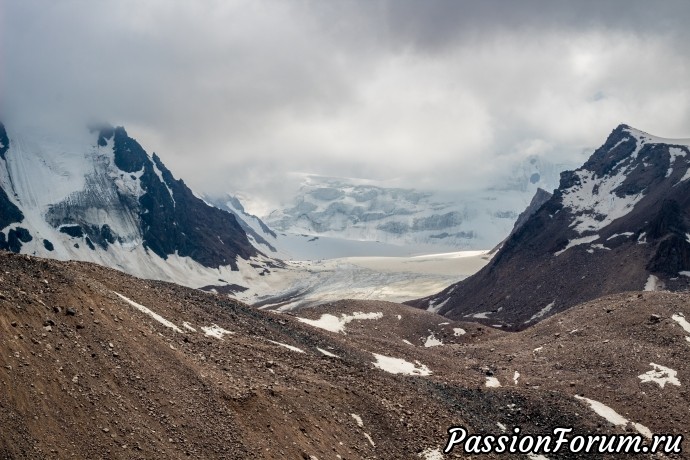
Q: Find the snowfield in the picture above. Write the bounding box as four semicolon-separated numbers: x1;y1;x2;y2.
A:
371;353;432;376
296;311;383;334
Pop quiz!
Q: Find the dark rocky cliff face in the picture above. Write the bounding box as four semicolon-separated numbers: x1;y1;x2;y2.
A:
408;124;690;329
0;123;9;160
0;187;23;232
490;187;552;254
0;122;27;252
100;126;258;269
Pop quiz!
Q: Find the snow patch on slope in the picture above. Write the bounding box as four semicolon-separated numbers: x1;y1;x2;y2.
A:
296;312;383;334
554;235;599;256
317;347;339;358
644;275;663;291
267;340;305;353
201;324;234;339
561;131;645;237
423;333;443;347
575;395;652;438
485;377;501;388
638;363;680;388
671;313;690;333
113;292;182;333
419;448;444;460
371;353;431;376
524;301;555;324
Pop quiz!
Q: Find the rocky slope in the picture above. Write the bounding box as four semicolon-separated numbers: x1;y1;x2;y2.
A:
409;125;690;329
1;251;688;459
0;122;284;298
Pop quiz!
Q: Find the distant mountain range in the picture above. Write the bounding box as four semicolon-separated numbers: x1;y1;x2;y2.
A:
263;158;568;254
409;124;690;329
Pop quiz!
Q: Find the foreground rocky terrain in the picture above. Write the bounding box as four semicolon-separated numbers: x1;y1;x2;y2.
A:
1;251;688;459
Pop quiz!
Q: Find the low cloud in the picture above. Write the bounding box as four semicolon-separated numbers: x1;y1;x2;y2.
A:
3;0;689;214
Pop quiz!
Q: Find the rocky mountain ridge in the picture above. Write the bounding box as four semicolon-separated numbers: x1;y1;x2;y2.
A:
409;124;690;329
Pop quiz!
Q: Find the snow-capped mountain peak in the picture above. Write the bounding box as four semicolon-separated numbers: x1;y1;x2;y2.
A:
0;121;281;298
409;124;690;328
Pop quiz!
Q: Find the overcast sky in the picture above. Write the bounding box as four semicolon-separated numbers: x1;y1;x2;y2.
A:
3;0;690;215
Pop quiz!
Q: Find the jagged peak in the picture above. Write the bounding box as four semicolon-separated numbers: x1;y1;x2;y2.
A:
617;124;690;147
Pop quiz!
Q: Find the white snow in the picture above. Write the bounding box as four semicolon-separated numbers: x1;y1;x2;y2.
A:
113;292;182;333
371;353;432;376
152;161;175;205
267;340;305;353
589;244;609;251
453;328;466;336
671;313;690;333
350;413;364;427
497;422;507;432
679;167;690;184
418;448;443;460
423;333;443;347
665;147;687;177
554;235;599;256
560;129;690;238
316;347;339;358
468;311;492;319
513;371;520;385
561;141;645;236
201;324;234;339
644;275;663;291
524;301;555;324
397;315;402;320
527;455;551;460
638;363;680;388
427;297;449;314
607;232;634;240
182;322;197;332
296;312;383;334
485;377;501;388
574;395;652;438
363;432;375;447
402;339;414;346
438;322;449;325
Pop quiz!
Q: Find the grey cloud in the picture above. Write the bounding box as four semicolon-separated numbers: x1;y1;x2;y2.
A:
3;1;690;213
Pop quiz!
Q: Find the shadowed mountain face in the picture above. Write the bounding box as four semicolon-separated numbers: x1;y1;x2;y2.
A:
0;122;259;277
2;251;689;458
408;124;690;329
